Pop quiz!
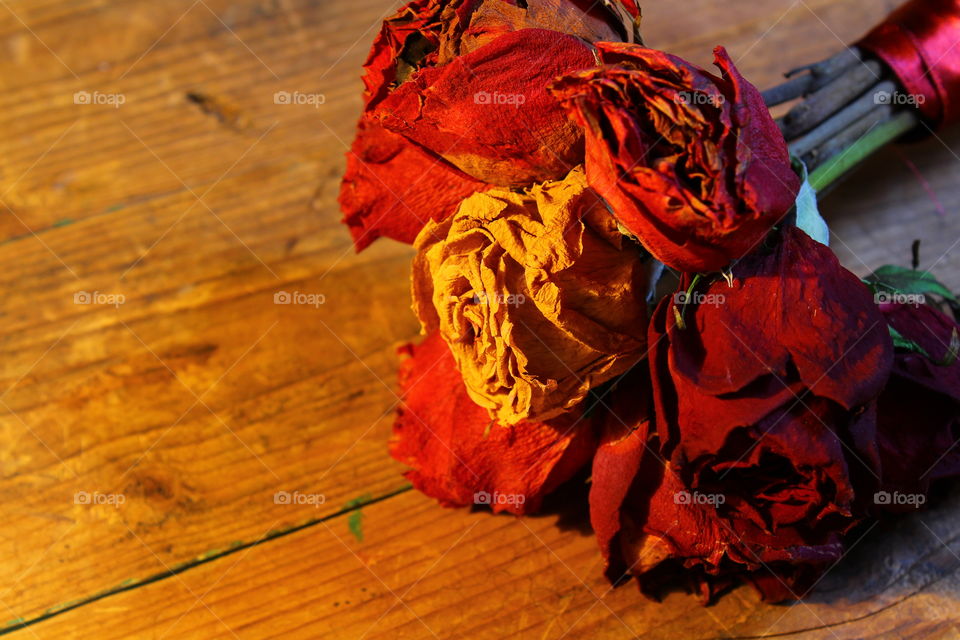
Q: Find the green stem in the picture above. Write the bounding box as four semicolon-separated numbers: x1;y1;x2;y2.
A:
808;111;918;192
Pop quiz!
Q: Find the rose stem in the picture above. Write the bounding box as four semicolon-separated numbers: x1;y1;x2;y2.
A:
807;109;918;192
801;103;896;170
787;79;897;158
779;59;884;138
762;47;863;107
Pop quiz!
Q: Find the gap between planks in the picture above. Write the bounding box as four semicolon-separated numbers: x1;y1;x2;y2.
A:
0;484;413;637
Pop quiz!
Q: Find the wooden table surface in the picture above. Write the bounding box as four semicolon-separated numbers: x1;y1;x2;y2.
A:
1;0;959;638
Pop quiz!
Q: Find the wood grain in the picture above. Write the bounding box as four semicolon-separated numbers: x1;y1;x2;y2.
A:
0;0;420;625
13;489;960;639
0;0;958;637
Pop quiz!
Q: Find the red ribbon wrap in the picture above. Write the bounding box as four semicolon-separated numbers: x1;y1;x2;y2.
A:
858;0;960;128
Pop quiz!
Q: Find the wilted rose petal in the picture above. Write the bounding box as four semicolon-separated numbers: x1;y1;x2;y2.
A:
412;168;649;426
589;227;893;603
390;331;597;515
553;44;799;272
338;116;487;249
588;366;653;582
363;0;640;112
378;29;595;186
361;0;452;111
461;0;635;54
875;302;960;507
661;227;894;463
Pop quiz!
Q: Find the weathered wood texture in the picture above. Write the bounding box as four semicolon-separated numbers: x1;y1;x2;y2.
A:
0;0;957;637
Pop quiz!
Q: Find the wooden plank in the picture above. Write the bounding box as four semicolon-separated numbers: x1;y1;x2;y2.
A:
8;489;960;639
0;0;421;625
0;0;406;238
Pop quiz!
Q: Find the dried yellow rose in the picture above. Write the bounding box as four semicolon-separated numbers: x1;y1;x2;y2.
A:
412;168;648;426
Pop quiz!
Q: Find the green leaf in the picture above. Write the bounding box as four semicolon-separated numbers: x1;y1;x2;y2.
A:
866;265;958;302
344;493;372;542
792;160;829;246
888;325;959;367
347;511;364;542
889;325;932;357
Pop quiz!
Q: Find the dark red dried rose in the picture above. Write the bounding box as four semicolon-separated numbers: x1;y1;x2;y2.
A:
390;331;597;515
552;43;800;273
594;421;858;602
874;301;960;509
590;227;894;602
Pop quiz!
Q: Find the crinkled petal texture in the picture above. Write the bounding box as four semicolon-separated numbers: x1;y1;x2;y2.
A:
875;302;960;506
552;43;799;273
390;331;597;515
363;0;636;111
412;168;648;426
591;228;894;603
378;29;595;186
360;0;453;112
461;0;635;53
339;117;489;249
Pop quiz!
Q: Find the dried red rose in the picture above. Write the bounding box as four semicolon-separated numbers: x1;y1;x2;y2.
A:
364;0;638;113
593;421;858;602
340;0;643;251
552;44;800;273
377;28;595;186
390;331;597;515
590;227;894;602
874;301;960;509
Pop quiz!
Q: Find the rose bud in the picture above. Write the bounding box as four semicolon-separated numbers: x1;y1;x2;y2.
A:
411;168;649;426
590;227;893;602
552;44;800;273
874;301;960;509
390;331;597;515
341;0;640;249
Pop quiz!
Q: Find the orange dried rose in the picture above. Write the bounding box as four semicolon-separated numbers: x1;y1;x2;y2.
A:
411;168;648;425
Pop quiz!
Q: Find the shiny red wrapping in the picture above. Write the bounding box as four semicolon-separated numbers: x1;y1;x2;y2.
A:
858;0;960;128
